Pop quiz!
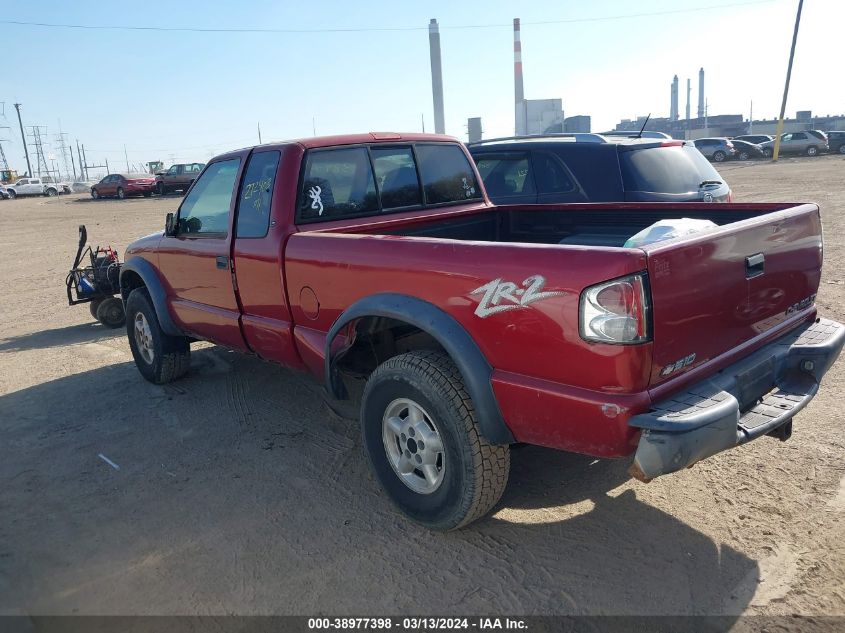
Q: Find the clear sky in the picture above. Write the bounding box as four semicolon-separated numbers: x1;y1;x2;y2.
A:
1;0;840;179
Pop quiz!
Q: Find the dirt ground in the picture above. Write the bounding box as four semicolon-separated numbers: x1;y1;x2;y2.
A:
1;155;844;619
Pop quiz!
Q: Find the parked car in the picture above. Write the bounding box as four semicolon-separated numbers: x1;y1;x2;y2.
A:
4;177;64;198
71;180;97;194
41;176;72;194
826;130;845;154
729;139;766;161
91;173;156;199
118;132;842;530
155;162;205;195
693;138;737;162
760;131;828;157
0;184;10;200
468;136;731;204
733;134;774;145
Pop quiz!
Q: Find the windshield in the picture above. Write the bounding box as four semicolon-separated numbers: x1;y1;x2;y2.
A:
620;145;721;194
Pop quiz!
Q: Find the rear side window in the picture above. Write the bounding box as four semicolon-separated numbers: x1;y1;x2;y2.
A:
474;152;534;197
620;145;720;194
178;158;240;235
299;148;378;220
236;151;280;238
415;144;481;204
532;152;575;193
372;147;422;210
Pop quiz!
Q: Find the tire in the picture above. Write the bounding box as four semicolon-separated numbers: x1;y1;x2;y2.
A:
739;151;749;161
806;146;818;156
7;189;15;199
125;288;190;384
96;296;125;328
91;188;100;199
143;191;152;198
763;147;773;158
361;350;510;530
839;145;845;155
89;299;104;320
117;187;125;199
45;188;58;197
713;150;726;162
156;182;166;195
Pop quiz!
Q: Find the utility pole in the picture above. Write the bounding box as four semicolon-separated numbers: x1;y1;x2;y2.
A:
749;100;753;133
13;103;32;177
773;0;803;162
257;122;262;144
82;143;90;180
124;144;130;171
69;144;78;180
421;113;425;133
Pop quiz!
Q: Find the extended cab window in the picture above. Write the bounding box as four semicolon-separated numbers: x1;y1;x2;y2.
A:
298;148;378;220
415;144;481;204
178;158;240;235
372;147;422;209
474;152;535;197
236;151;280;238
533;152;576;194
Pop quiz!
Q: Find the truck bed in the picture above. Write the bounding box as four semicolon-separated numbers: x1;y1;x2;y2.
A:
367;202;794;248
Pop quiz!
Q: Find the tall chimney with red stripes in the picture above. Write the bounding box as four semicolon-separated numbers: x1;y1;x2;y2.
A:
428;19;446;134
514;18;526;135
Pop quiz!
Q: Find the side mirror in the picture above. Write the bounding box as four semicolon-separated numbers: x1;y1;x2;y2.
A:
165;212;177;237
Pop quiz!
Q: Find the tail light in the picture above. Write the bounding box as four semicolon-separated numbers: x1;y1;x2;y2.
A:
580;272;651;344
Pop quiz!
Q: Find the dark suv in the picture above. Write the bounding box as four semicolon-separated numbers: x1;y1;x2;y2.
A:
155;162;206;195
467;135;731;204
826;131;845;154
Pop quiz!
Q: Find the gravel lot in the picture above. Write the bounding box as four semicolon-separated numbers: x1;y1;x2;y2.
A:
1;155;844;618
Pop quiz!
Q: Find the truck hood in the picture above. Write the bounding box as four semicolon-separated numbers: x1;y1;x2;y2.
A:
125;231;163;258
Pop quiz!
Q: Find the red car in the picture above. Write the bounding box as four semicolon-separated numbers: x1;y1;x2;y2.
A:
91;173;156;199
119;132;843;530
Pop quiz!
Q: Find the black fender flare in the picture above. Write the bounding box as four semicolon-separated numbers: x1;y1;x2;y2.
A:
325;293;515;445
119;257;182;336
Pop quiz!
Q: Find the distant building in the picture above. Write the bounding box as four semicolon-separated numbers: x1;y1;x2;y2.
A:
517;98;564;136
467;117;483;143
564;115;591;133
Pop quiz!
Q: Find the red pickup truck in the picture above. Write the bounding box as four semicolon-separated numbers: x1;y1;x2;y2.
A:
120;132;844;530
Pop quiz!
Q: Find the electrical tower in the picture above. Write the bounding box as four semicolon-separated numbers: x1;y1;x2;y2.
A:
54;131;74;180
27;126;50;177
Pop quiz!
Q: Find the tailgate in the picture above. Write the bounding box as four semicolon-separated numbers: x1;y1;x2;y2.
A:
643;203;823;387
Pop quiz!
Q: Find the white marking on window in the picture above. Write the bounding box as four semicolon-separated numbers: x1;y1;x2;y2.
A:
308;185;324;216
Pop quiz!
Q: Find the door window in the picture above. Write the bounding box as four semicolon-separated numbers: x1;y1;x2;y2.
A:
236;151;280;238
474;152;535;197
178;158;240;235
372;147;422;210
167;165;179;176
415;144;481;204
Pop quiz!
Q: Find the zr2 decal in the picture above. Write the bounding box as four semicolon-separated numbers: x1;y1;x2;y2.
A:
471;275;565;318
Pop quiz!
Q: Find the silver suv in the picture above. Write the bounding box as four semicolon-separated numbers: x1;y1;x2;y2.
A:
761;131;828;157
693;138;737;162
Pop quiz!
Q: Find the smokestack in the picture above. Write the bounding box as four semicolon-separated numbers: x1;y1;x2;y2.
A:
698;67;705;119
686;78;691;122
428;19;445;135
514;18;526;135
670;75;679;121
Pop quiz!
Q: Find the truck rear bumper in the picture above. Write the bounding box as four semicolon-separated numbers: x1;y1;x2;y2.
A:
628;317;844;482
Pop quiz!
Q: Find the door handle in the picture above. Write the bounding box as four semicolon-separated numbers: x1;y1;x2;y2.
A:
216;256;229;269
745;253;764;278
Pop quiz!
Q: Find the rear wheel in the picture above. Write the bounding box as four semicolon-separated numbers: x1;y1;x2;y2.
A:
806;145;818;156
713;150;726;162
839;145;845;155
117;187;125;199
96;297;125;328
361;350;510;530
91;188;100;199
739;151;750;161
45;188;58;197
125;288;191;384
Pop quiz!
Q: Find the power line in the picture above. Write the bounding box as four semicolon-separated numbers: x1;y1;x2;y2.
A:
0;1;776;34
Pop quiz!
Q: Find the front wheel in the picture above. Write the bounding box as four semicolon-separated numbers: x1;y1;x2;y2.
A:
143;191;152;198
763;147;773;158
739;151;749;161
156;182;166;195
838;145;845;155
91;188;100;199
117;187;125;199
713;150;726;162
45;188;57;197
125;288;191;384
806;146;818;156
361;350;510;530
7;189;16;199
